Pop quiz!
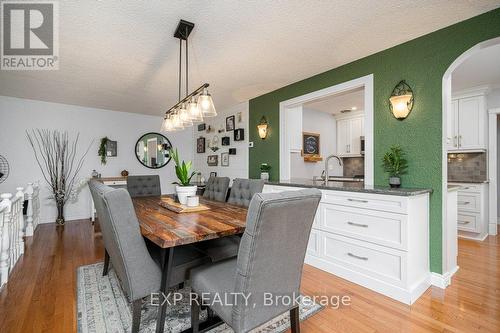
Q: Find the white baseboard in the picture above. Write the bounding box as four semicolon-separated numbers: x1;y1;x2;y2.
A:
430;266;459;289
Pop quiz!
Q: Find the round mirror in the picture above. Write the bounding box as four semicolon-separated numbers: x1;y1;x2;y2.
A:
135;132;172;169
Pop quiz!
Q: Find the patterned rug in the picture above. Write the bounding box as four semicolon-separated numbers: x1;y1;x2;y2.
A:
77;263;323;333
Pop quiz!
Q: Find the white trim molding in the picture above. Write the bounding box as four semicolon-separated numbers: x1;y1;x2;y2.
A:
279;74;374;185
430;266;459;289
488;107;500;236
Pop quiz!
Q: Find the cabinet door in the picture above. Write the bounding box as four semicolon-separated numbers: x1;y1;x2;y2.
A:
447;100;458;150
349;117;364;155
457;97;484;150
287;106;303;152
337;119;349;155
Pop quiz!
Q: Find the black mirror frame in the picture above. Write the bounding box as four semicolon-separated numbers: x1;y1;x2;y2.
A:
134;132;173;169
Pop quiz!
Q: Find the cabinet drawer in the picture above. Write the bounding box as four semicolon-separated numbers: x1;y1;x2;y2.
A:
320;204;407;250
457;212;479;232
455;184;481;193
321;191;407;214
262;185;304;193
103;180;127;186
322;233;405;285
457;193;480;212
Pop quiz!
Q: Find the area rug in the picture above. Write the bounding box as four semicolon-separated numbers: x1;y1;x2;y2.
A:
77;262;323;333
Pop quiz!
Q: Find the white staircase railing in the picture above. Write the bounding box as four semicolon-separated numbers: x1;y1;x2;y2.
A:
0;182;41;287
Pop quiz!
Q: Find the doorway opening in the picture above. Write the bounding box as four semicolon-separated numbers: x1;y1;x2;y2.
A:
279;74;374;185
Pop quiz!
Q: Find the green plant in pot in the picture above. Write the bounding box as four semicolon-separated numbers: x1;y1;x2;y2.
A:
260;163;271;181
382;145;408;188
170;148;197;204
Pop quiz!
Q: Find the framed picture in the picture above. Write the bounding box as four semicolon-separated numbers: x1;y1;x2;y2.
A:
229;148;236;155
221;136;230;146
207;155;218;166
221;152;229;167
226;115;235;131
234;128;244;141
302;132;320;155
209;171;217;178
198;123;206;131
197;137;205;153
106;140;117;157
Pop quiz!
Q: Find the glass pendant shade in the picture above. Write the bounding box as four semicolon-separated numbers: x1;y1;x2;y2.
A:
160;117;168;132
165;116;174;131
172;112;184;130
179;103;193;126
188;97;203;122
198;88;217;117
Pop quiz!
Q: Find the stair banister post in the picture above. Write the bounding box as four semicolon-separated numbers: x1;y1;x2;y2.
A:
25;183;34;237
16;187;25;256
0;193;13;286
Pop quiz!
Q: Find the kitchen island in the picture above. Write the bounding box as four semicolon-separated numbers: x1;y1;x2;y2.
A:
263;179;432;305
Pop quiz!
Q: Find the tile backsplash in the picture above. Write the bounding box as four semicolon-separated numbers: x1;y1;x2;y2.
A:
448;152;487;182
343;157;364;177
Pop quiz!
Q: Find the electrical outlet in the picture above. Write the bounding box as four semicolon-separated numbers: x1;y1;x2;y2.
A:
249;141;254;148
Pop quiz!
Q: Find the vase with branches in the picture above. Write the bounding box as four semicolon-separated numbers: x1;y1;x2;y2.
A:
27;129;92;225
382;145;408;188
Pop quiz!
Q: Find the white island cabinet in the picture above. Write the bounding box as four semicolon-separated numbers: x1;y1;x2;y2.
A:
263;184;430;305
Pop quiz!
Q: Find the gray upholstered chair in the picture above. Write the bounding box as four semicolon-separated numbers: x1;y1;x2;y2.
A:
127;175;161;197
88;180;209;333
203;176;230;202
190;189;322;333
227;178;265;207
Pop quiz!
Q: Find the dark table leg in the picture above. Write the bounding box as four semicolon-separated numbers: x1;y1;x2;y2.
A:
155;247;174;333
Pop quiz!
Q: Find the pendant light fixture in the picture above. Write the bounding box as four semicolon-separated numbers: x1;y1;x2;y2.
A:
161;20;216;132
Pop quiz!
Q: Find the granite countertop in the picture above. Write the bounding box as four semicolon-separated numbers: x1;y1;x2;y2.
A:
448;179;489;184
266;178;432;197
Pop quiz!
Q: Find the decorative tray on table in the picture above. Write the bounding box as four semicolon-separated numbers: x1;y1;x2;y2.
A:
158;197;210;213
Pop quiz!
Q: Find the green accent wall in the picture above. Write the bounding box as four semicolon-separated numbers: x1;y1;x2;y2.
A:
249;8;500;274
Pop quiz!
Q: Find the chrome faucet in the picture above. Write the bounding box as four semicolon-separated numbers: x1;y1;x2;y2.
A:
324;154;343;183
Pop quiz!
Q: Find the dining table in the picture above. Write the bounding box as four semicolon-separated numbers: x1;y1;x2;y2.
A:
132;195;248;333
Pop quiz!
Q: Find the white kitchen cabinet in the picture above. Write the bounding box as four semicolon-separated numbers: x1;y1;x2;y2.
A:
449;182;489;240
263;184;430;305
335;112;364;157
447;94;486;151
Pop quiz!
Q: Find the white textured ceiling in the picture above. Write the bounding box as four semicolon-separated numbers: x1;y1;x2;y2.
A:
304;87;364;115
0;1;499;116
452;43;500;91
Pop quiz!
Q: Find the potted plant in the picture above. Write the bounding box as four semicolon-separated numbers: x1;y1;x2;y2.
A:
170;148;197;204
382;145;408;188
260;163;271;181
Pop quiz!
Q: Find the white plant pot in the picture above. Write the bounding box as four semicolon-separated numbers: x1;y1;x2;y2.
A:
176;185;197;205
260;172;269;181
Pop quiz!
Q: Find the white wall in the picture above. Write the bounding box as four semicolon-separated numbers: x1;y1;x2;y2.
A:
290;108;342;179
191;102;249;182
487;88;500;109
0;95;192;224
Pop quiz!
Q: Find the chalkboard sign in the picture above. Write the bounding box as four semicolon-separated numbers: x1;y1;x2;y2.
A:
302;132;320;155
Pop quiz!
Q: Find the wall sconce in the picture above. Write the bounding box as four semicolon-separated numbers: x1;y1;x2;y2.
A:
389;80;414;119
257;116;268;140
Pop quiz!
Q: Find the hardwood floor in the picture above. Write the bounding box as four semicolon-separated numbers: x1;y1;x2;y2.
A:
0;220;498;332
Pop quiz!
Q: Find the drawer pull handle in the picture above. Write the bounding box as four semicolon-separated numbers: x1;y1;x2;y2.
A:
458;201;470;205
458;221;470;225
347;198;368;203
347;252;368;261
347;221;368;228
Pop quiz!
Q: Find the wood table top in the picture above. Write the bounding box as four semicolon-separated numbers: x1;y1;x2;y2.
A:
132;195;248;248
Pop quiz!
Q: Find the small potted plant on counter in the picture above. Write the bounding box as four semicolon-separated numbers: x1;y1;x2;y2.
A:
382;145;408;188
260;163;271;181
170;148;197;204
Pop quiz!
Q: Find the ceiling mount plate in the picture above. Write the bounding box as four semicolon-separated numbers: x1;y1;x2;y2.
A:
174;20;195;40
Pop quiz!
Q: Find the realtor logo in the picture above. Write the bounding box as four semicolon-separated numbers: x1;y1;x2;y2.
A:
1;1;59;70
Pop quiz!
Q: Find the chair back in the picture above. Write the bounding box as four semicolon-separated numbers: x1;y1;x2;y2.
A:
88;180;160;301
227;178;264;207
232;189;321;332
203;177;230;202
127;175;161;197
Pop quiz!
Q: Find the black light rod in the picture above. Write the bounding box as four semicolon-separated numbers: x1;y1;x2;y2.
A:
165;83;209;116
